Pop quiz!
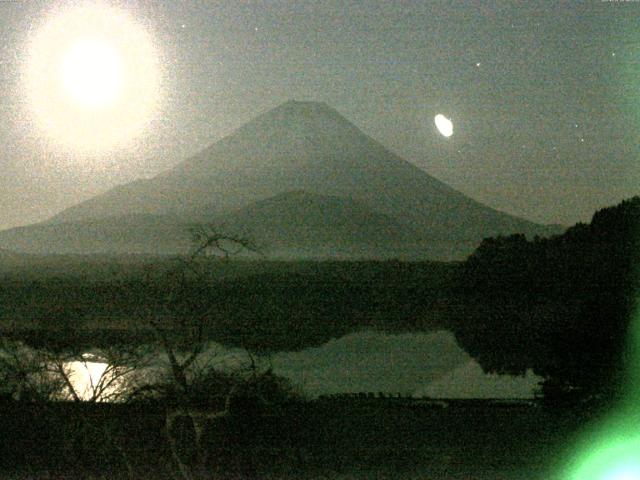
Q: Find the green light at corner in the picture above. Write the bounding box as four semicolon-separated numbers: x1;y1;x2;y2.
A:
566;435;640;480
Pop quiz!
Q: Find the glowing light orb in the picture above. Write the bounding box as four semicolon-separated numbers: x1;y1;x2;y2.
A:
60;37;124;107
24;2;162;152
434;114;453;137
566;435;640;480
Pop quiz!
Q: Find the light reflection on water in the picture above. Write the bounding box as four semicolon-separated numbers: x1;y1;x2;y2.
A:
4;332;542;403
58;346;248;402
63;355;110;401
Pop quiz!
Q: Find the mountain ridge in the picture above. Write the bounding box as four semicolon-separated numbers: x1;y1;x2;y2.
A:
4;101;562;259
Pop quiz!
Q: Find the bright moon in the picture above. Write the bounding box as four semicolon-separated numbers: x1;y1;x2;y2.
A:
24;3;161;152
435;114;454;137
60;38;124;107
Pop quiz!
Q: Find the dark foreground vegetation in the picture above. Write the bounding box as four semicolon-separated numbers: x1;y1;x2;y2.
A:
0;396;583;479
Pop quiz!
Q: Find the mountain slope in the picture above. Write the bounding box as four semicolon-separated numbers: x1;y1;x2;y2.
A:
0;191;431;257
0;214;191;255
4;101;561;259
212;190;428;259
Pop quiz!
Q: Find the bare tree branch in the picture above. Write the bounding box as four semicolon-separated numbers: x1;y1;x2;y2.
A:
52;359;81;402
142;224;265;477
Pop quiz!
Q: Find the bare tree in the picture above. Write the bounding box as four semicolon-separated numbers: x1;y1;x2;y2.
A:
138;224;267;479
188;223;260;261
0;338;65;402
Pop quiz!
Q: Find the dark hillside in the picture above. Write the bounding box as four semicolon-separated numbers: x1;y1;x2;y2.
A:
0;259;456;352
448;196;640;404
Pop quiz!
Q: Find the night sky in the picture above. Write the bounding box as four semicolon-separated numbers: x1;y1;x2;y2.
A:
0;0;637;230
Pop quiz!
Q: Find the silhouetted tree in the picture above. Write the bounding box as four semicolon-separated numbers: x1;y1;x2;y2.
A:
449;197;640;406
134;224;304;479
0;339;64;401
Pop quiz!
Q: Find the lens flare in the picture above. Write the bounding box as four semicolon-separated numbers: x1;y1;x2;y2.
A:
434;114;453;137
565;432;640;480
563;301;640;478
